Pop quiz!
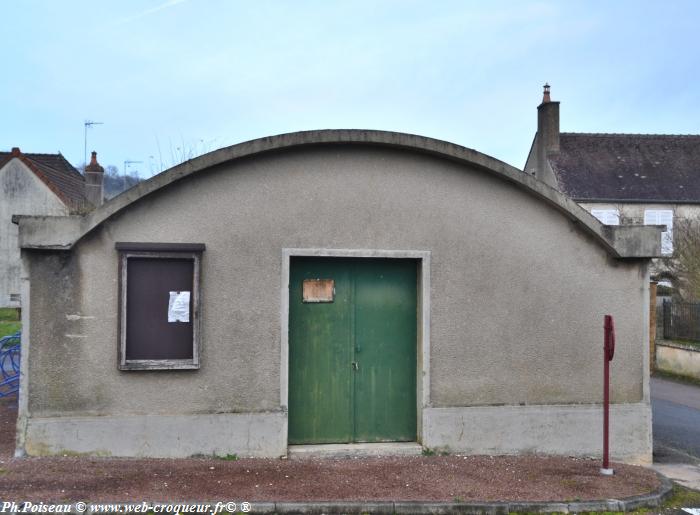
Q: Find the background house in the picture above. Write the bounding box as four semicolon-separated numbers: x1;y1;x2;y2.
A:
0;148;104;308
525;86;700;285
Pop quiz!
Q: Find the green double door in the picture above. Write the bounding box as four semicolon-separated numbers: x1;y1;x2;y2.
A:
288;257;417;444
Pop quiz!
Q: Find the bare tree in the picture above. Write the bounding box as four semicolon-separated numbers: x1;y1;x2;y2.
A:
103;165;141;199
153;136;217;174
663;218;700;301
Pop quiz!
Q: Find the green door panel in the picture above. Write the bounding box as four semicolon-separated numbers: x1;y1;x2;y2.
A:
288;259;353;444
353;259;417;442
288;257;417;444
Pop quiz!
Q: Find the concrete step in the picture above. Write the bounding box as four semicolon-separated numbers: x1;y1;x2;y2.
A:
287;442;423;459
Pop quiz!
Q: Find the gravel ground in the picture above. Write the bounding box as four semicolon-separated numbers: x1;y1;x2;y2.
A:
0;399;661;503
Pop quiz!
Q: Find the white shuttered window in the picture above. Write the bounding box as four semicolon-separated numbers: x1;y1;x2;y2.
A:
591;209;620;226
644;209;674;255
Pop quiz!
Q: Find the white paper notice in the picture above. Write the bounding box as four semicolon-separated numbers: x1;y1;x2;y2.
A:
168;291;191;322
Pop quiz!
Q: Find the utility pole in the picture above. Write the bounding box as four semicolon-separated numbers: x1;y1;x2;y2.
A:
84;120;104;171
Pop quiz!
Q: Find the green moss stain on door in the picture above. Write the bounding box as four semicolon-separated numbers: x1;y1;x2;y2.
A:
288;257;417;444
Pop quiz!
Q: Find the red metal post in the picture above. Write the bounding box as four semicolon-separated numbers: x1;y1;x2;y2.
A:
601;314;615;475
603;330;610;470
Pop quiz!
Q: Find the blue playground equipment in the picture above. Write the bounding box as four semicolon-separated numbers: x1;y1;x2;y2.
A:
0;331;20;398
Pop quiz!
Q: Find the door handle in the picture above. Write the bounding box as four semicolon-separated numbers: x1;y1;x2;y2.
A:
351;361;359;371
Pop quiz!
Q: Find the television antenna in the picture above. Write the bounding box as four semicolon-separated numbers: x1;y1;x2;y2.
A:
84;120;103;171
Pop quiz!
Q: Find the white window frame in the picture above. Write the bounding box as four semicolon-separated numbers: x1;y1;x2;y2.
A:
644;209;674;255
590;209;620;226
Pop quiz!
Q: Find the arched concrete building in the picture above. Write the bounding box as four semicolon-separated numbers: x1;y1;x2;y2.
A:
15;130;662;462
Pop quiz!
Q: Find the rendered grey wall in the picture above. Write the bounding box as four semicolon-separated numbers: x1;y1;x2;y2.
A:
26;145;647;421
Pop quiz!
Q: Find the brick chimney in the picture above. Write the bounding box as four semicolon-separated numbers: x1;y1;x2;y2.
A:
84;151;104;207
537;83;560;155
528;83;561;186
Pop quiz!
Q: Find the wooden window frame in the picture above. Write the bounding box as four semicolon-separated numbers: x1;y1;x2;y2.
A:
117;242;204;371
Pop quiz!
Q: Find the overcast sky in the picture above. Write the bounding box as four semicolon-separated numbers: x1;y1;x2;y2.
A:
3;0;699;176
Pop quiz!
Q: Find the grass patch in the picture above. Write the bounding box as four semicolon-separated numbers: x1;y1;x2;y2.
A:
562;485;700;515
0;321;20;338
653;368;700;388
0;308;20;338
421;447;450;456
0;308;19;321
661;484;700;509
217;453;239;461
668;338;700;350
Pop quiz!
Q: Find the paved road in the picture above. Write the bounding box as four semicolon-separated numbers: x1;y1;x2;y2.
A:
652;377;700;464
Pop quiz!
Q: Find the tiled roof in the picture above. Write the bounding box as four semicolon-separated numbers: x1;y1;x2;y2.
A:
549;133;700;202
0;150;91;211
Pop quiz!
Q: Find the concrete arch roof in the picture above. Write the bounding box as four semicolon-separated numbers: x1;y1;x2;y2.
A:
16;129;661;258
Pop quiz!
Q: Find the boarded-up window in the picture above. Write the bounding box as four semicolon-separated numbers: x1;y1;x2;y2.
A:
302;279;335;302
644;210;674;255
117;243;204;370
